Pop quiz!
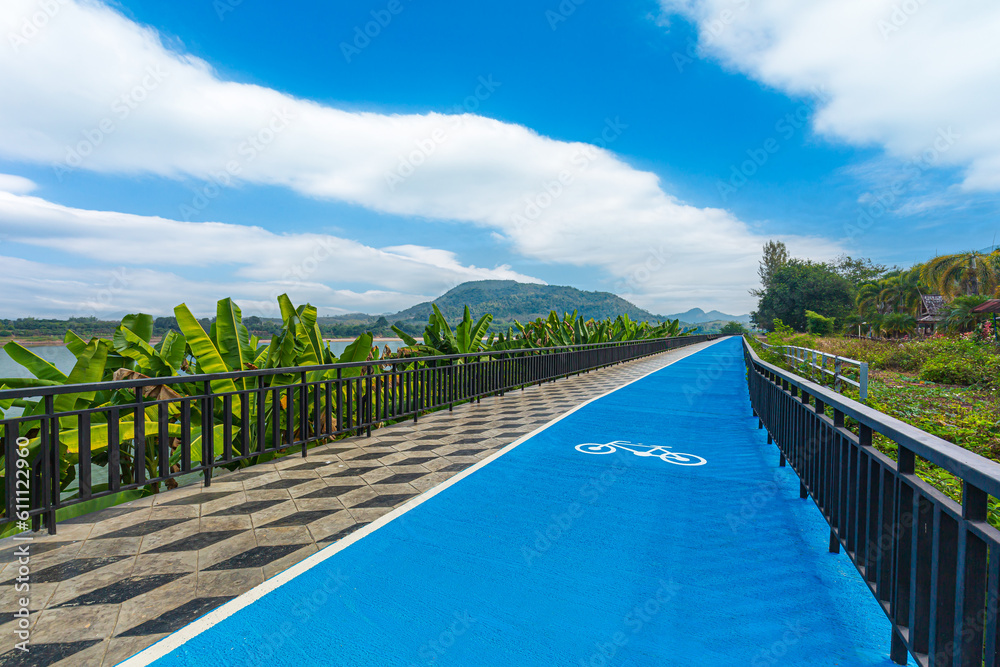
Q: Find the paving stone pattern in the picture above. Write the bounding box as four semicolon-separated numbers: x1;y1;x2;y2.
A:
0;344;711;666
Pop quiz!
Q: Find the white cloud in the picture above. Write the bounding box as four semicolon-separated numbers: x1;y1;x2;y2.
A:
0;191;539;317
0;0;840;314
0;173;36;194
660;0;1000;191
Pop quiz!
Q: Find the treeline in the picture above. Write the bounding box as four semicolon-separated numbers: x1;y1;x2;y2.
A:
1;315;423;340
750;240;1000;337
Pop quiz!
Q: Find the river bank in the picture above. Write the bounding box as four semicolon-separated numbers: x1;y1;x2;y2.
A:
0;338;411;377
2;337;410;347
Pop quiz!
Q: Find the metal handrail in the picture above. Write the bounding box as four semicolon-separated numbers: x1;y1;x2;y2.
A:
743;336;1000;666
0;338;664;400
1;334;717;534
755;339;869;401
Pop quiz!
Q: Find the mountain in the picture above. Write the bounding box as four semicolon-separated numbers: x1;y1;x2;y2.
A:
390;281;662;329
664;308;751;325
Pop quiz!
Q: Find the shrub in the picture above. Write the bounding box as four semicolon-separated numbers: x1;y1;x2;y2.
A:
805;310;836;335
880;343;929;372
720;321;748;335
919;357;982;385
785;333;819;349
917;339;1000;387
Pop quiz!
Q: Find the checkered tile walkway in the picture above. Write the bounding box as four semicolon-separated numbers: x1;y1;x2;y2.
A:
0;343;712;666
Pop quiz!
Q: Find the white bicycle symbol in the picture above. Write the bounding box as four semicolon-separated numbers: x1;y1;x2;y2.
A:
575;441;707;466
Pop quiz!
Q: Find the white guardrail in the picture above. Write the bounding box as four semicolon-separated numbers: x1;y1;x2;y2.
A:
755;340;869;402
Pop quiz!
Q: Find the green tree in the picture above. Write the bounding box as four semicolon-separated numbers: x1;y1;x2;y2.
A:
719;321;748;335
942;295;990;332
876;266;926;315
749;240;789;298
922;250;1000;297
832;255;889;287
879;312;916;338
752;260;854;331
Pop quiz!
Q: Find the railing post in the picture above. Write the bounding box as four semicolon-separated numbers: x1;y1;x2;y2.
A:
953;482;988;667
860;362;869;402
799;389;809;500
43;394;57;535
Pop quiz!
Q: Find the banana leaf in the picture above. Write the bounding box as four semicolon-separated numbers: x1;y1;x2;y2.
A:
64;330;89;358
53;339;109;414
113;326;176;377
2;341;68;383
121;313;154;343
391;327;419;347
155;331;187;373
334;333;374;379
215;298;252;389
293;303;323;366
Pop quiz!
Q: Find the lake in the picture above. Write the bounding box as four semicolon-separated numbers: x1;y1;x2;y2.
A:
0;340;408;378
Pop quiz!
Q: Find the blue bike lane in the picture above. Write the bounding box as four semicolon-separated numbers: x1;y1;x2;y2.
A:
128;337;910;667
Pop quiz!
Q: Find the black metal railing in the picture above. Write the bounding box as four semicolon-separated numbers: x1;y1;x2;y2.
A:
0;334;716;534
744;336;1000;667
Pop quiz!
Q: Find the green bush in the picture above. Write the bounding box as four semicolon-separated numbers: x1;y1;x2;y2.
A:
805;310;836;335
720;321;748;335
919;357;982;386
787;333;820;349
917;339;1000;387
879;343;929;372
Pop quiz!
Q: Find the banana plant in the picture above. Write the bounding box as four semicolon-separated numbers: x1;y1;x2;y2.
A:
0;295;375;507
392;304;492;359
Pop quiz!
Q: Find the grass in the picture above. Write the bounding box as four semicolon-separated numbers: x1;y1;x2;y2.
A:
750;334;1000;524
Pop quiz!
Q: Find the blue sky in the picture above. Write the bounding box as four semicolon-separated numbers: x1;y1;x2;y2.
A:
0;0;998;318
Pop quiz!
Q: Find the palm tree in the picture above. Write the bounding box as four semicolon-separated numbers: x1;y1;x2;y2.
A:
922;251;1000;297
856;282;887;318
898;266;928;314
941;295;990;332
858;266;925;317
880;312;916;338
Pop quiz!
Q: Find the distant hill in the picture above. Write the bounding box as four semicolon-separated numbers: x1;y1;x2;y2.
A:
665;308;751;325
391;281;662;329
1;281;751;342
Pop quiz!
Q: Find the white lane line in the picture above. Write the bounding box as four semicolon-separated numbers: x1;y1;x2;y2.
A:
117;337;724;667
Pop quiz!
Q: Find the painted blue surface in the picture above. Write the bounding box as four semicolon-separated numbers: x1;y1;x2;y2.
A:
146;338;914;666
